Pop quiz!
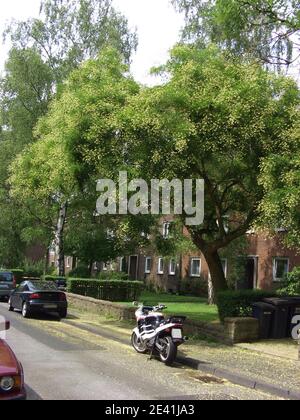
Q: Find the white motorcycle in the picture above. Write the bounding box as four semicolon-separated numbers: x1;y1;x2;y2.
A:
131;304;187;365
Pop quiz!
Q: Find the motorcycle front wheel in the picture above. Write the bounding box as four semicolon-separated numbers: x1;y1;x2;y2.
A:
159;336;177;365
131;332;148;354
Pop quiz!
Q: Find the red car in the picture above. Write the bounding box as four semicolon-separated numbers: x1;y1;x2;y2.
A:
0;321;26;400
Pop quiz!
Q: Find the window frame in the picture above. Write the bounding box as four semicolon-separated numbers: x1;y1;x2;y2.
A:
158;258;164;275
273;257;289;282
190;258;201;278
169;259;176;276
145;257;152;274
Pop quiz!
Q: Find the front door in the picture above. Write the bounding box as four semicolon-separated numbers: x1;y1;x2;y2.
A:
245;258;255;289
237;257;258;290
129;256;138;280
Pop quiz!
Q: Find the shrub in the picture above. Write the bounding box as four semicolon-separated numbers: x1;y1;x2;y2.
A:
67;279;144;302
217;289;276;322
97;271;129;281
278;268;300;296
21;259;44;278
68;266;91;279
42;275;66;283
178;277;208;297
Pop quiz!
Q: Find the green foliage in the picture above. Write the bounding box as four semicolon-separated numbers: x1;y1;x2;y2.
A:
21;259;44;278
1;0;138;270
278;268;300;296
97;272;129;281
43;275;66;282
179;277;208;298
5;0;137;82
217;289;276;322
68;265;91;279
119;44;299;293
173;0;300;66
259;136;300;249
67;279;144;302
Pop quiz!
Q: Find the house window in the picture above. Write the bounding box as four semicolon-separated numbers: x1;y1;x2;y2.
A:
163;222;172;239
273;258;289;282
103;262;112;272
66;257;71;268
158;258;164;275
145;257;152;274
169;260;176;276
119;257;126;273
190;258;201;277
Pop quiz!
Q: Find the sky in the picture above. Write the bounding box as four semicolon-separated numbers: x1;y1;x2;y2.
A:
0;0;185;85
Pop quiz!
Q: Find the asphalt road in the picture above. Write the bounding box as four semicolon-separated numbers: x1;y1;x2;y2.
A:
0;302;279;401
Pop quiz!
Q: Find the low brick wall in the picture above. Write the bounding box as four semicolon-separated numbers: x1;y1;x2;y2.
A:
67;293;136;321
224;317;259;344
67;293;259;345
183;320;232;345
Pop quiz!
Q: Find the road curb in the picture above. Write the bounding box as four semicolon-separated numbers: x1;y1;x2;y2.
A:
65;314;300;400
177;356;300;400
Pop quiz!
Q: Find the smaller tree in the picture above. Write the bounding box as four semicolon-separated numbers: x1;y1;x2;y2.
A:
259;118;300;248
173;0;300;67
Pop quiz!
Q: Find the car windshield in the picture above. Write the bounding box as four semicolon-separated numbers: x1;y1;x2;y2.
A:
0;272;13;283
29;281;58;291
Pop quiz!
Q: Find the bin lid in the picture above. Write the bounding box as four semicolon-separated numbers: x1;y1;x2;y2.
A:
263;297;290;306
252;302;275;310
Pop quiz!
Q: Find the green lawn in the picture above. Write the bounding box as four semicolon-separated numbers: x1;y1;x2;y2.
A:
124;291;219;323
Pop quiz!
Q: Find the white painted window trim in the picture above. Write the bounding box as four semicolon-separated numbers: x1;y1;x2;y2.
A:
169;260;176;276
119;257;124;272
221;258;228;279
163;222;171;239
273;257;290;282
190;258;201;278
145;257;152;274
158;258;164;275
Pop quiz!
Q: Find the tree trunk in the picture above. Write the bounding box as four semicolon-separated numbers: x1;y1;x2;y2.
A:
202;249;228;303
55;202;68;277
89;260;94;277
208;276;215;305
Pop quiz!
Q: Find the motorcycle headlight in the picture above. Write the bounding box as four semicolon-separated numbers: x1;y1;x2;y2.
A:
0;376;15;392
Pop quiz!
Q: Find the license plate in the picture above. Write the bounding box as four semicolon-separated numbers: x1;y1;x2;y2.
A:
44;304;57;309
172;329;183;339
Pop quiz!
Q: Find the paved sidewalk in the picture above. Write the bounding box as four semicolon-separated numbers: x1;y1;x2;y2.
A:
180;340;300;398
66;308;300;399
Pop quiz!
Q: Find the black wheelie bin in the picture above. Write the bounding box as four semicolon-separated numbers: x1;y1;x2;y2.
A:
263;298;290;339
252;302;275;339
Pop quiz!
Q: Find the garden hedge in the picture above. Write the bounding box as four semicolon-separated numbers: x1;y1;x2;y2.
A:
217;289;276;322
67;279;144;302
42;275;66;283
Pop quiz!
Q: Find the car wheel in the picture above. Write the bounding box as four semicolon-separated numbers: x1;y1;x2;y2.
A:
8;299;14;312
22;302;31;319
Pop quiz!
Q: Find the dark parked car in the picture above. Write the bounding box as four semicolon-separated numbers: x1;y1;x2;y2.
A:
55;277;67;291
8;281;68;319
0;321;26;400
0;272;16;302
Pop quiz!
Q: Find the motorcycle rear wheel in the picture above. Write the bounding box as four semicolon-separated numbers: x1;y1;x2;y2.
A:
159;336;177;365
131;332;148;354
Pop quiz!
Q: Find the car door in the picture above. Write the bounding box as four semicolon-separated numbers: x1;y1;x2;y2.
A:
11;283;27;310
